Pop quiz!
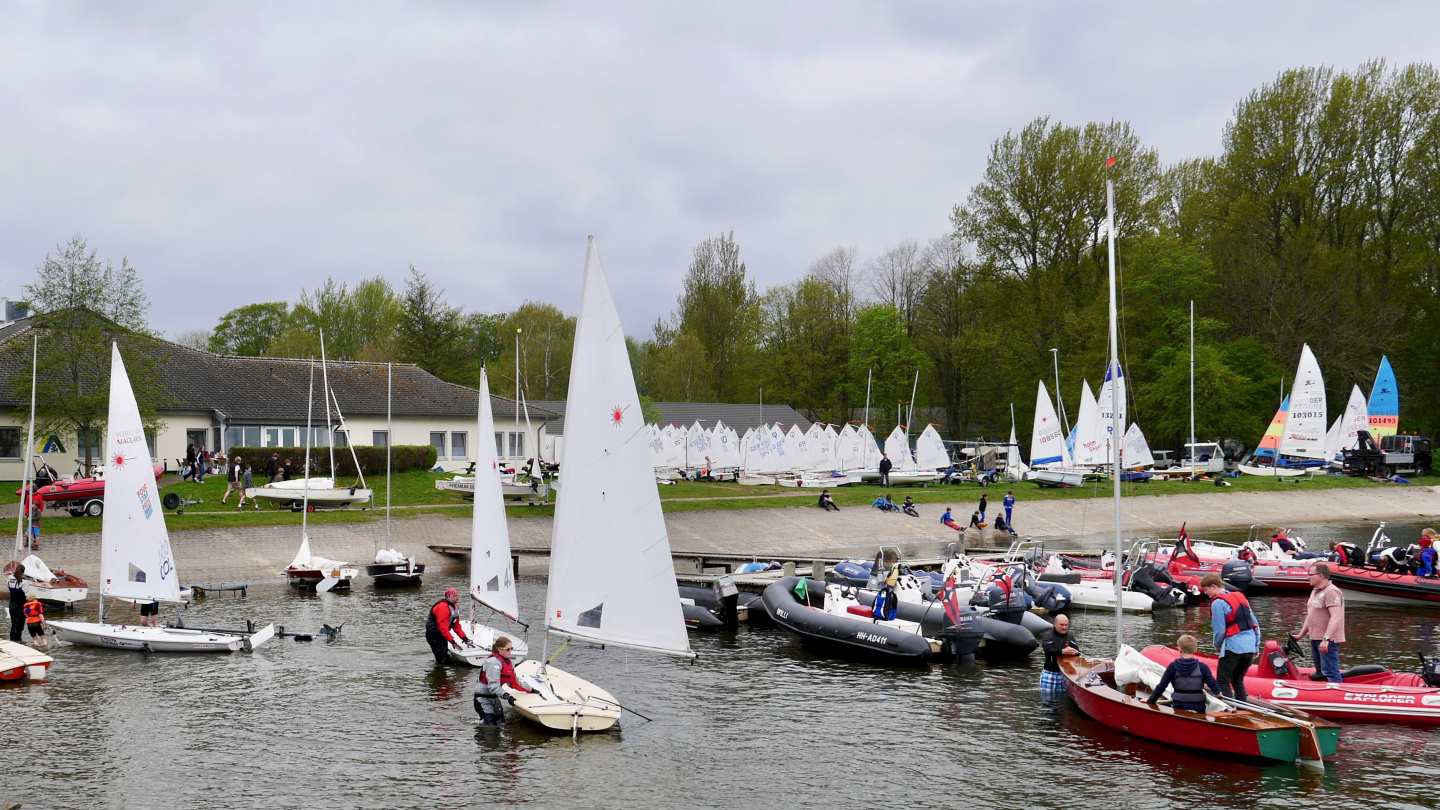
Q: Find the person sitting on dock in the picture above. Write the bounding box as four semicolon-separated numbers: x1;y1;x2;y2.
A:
901;496;919;517
871;494;899;513
1147;634;1220;713
474;635;531;725
940;508;961;531
1415;531;1438;578
1040;613;1079;693
425;588;472;665
1202;573;1259;702
993;512;1018;537
818;490;839;511
968;510;985;530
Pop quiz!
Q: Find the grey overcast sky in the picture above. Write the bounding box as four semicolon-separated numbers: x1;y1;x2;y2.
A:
2;2;1438;339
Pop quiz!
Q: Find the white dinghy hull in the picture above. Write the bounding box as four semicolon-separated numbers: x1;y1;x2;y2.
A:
48;620;275;653
505;659;622;733
449;622;531;667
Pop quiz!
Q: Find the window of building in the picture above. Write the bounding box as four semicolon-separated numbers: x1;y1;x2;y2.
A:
146;431;158;461
281;428;296;447
451;431;467;460
508;432;525;459
430;431;447;459
373;430;389;447
0;427;19;460
242;426;260;447
186;429;208;452
494;432;504;458
333;430;349;448
77;430;102;461
225;426;243;450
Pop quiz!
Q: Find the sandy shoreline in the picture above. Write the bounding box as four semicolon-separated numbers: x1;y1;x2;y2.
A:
12;485;1440;586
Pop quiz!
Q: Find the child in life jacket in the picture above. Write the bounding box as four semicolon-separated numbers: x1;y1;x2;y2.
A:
1147;634;1220;714
22;597;49;649
1415;530;1438;578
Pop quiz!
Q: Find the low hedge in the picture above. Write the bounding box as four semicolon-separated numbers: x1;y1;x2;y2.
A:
224;445;438;477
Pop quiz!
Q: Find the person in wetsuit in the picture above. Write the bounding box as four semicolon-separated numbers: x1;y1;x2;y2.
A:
7;564;26;643
425;587;470;665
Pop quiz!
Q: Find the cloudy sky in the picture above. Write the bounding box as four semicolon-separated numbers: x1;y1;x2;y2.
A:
2;2;1438;339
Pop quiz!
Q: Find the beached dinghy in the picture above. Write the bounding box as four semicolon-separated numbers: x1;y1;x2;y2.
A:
5;555;88;606
505;237;693;735
0;640;51;682
452;367;530;666
48;345;275;654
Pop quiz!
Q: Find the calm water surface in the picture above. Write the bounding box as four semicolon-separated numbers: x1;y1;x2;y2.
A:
5;521;1440;809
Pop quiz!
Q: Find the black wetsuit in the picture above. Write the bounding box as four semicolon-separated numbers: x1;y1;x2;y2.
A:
8;580;26;642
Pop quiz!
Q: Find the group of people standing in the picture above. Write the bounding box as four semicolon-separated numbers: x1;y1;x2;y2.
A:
1039;561;1350;706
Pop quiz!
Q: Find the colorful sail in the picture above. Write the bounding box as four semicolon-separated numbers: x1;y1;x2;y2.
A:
1277;344;1327;460
1253;396;1289;460
1368;356;1399;438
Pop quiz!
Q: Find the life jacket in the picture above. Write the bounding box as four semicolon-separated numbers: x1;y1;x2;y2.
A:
426;600;457;634
478;652;516;687
872;586;898;621
22;600;43;622
1416;547;1438;577
1334;543;1360;566
1214;591;1256;637
1169;659;1208;707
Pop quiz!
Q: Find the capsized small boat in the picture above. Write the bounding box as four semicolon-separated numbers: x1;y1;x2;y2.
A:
1144;640;1440;724
0;640;52;682
1061;646;1338;764
5;555;88;605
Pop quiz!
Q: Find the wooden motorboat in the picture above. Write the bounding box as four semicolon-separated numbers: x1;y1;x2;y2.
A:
505;659;622;733
5;556;88;605
1060;649;1339;764
0;640;52;682
285;558;359;591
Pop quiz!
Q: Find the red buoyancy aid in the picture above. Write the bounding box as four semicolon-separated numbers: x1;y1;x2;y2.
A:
479;652;524;691
22;600;44;622
1214;591;1256;637
427;600;467;642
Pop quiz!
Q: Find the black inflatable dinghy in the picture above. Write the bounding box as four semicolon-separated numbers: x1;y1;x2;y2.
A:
762;577;943;665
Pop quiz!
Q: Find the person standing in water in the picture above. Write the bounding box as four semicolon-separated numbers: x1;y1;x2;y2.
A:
7;564;26;643
474;636;531;725
426;588;471;665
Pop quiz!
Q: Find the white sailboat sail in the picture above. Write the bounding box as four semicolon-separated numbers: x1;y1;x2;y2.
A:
1096;363;1126;467
1073;380;1101;466
1121;423;1155;469
858;425;882;469
818;424;839;471
685;421;710;469
784;425;811;472
837;424;860;470
915;424;950;469
1277;344;1327;460
646;424;667;469
470;368;519;620
744;426;769;474
543;237;691;658
1030;380;1070;467
100;344;181;604
883;426;914;471
662;424;685;468
1339;384;1369;457
1006;420;1029;479
763;423;787;474
804;424;827;470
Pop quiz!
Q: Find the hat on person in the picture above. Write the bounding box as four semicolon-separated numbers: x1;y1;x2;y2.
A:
445;587;459;599
1422;536;1434;548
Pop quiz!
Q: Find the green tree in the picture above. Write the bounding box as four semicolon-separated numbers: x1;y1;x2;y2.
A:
209;302;291;356
495;302;576;400
396;266;468;382
672;232;760;400
846;304;928;435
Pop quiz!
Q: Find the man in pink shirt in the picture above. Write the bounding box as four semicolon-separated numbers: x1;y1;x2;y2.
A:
1291;561;1345;682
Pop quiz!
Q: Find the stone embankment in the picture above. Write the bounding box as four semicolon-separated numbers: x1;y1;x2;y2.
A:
15;485;1440;585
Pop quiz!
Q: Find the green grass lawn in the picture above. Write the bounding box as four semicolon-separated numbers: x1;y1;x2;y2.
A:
4;467;1431;536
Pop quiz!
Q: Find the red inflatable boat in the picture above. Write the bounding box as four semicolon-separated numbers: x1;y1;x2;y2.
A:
1328;565;1440;606
16;464;164;518
1144;640;1440;724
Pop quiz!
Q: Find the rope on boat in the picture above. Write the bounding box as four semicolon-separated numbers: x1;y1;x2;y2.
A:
546;638;570;665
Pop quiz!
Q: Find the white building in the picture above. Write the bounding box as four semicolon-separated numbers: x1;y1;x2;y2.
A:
0;316;555;480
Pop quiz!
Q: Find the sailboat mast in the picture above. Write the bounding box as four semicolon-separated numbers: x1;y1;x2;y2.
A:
385;362;392;554
319;330;337;477
1106;178;1123;650
303;361;314;538
906;369;919;436
1189;300;1196;468
13;335;37;560
864;369;872;427
1050;348;1069;439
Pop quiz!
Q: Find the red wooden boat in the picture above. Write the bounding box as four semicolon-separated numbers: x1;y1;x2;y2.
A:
1059;649;1338;764
1144;640;1440;724
0;640;51;682
1327;564;1440;606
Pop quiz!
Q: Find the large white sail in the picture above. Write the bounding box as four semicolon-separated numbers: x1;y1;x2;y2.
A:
915;424;950;469
858;425;882;468
99;344;181;604
1030;380;1071;467
818;424;839;472
763;423;787;474
543;238;691;658
1096;363;1127;466
837;424;861;470
1277;344;1327;460
883;426;914;471
784;424;811;472
662;424;685;468
685;421;710;469
646;424;667;469
470;368;519;620
1338;384;1369;456
1121;423;1155;469
1073;380;1101;466
804;424;828;470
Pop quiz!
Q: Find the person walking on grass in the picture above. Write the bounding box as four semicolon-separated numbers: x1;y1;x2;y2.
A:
222;454;244;505
238;464;257;510
265;453;280;484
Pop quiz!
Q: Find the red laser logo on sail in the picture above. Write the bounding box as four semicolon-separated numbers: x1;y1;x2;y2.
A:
611;404;628;427
111;452;127;470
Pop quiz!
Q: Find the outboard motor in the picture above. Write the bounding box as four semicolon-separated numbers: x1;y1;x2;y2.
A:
973;581;1029;625
1130;566;1188;607
1025;580;1071;613
1221;559;1254;592
1420;652;1440;688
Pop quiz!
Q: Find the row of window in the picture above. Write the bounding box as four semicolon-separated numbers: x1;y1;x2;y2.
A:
426;431;528;460
223;426;344;450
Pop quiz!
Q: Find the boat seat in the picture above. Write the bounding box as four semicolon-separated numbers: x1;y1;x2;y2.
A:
846;605;873;617
1309;664;1388;681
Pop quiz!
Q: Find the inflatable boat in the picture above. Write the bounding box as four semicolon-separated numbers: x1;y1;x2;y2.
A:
761;576;943;665
1328;565;1440;606
1144;640;1440;723
848;583;1041;660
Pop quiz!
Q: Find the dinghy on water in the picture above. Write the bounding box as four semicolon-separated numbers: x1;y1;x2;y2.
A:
451;367;530;666
366;364;425;586
0;640;51;682
505;237;693;735
5;556;87;606
284;359;358;592
48;345;275;654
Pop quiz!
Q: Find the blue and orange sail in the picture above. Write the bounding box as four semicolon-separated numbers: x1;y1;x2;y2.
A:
1368;356;1399;438
1254;396;1289;460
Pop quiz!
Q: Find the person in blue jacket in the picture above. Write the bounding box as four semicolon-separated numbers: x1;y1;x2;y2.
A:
1415;531;1438;577
1003;490;1016;527
1147;634;1221;714
1202;573;1259;701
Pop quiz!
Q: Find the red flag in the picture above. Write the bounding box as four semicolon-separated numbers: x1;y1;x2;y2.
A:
1106;156;1117;168
1178;522;1199;563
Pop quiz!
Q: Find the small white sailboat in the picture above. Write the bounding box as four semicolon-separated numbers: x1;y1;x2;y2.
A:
49;345;276;653
506;237;693;734
1240;345;1329;477
452;367;531;666
367;363;425;586
285;360;359;591
1028;380;1083;487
